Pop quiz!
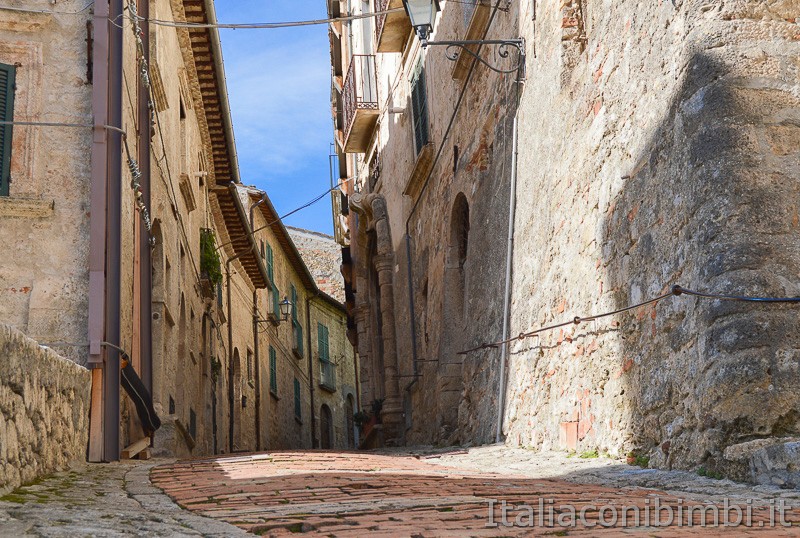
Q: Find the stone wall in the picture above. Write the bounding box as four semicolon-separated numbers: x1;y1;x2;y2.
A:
288;227;345;303
0;2;93;365
0;323;91;493
330;0;800;476
505;0;800;474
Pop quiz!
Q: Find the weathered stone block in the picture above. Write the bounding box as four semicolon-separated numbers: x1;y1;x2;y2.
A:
0;323;90;493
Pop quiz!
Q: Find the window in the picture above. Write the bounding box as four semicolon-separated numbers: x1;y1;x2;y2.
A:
0;62;17;197
189;408;197;440
293;377;302;421
291;285;303;357
410;59;430;156
266;243;280;317
269;346;278;395
317;323;330;363
246;348;254;385
463;0;477;27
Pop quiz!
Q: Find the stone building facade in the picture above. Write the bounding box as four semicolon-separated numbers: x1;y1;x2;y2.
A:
247;187;358;450
328;0;800;475
288;227;346;303
0;0;357;469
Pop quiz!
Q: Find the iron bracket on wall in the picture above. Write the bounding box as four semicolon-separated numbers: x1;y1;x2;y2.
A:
423;38;525;78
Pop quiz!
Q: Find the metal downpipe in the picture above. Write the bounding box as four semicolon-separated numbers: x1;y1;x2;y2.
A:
495;113;519;444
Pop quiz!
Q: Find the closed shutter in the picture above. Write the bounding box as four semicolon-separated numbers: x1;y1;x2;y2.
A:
291;285;303;356
266;244;274;282
0;63;16;197
318;323;329;362
410;60;429;155
269;346;277;393
272;286;280;318
293;378;301;419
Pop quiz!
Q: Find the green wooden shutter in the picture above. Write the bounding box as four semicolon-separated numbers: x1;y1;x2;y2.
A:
266;244;274;283
0;63;16;197
318;323;329;362
269;346;277;393
410;60;429;155
293;378;301;419
272;286;280;318
291;285;303;356
290;285;298;322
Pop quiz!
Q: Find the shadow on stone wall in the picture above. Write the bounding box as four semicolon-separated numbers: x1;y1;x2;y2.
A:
604;51;800;475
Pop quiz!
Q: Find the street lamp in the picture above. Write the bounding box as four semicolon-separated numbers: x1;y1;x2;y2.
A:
279;297;292;322
401;0;525;76
402;0;440;42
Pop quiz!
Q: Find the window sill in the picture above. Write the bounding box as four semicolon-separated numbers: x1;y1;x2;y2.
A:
0;197;54;219
403;142;435;202
269;390;279;400
294;416;303;425
451;2;492;81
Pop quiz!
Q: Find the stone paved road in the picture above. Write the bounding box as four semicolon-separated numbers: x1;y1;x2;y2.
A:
0;460;246;537
152;448;800;537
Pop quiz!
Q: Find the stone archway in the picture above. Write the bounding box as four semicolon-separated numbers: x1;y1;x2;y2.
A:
232;348;242;451
438;193;470;443
345;394;356;449
320;404;333;449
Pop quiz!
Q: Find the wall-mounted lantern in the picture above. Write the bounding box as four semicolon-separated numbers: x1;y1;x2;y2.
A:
402;0;525;77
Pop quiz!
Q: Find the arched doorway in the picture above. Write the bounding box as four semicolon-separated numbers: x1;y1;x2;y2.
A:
345;394;356;449
438;193;470;442
230;348;242;452
320;404;333;449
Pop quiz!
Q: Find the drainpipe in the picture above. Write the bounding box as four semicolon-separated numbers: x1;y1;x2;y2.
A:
249;192;267;230
101;0;124;462
252;290;261;451
138;0;153;394
87;0;109;463
226;252;244;453
306;293;318;449
495;113;519;444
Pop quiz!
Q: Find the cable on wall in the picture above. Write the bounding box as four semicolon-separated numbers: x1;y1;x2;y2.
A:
458;284;800;355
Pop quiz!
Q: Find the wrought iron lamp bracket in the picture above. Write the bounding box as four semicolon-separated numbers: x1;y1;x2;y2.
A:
422;38;526;78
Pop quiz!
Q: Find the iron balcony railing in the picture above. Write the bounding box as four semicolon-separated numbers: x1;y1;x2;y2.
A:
320;359;337;392
376;0;390;43
342;54;378;144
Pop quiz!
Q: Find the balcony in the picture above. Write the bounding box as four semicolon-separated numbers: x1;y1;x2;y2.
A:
376;0;411;53
320;359;337;392
342;55;379;153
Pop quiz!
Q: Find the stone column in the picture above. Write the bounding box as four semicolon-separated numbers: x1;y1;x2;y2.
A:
369;195;403;444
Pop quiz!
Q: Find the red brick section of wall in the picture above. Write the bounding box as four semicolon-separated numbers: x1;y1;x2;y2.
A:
151;451;799;536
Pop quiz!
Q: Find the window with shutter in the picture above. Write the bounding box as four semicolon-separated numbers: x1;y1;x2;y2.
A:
291;285;303;357
410;59;430;156
266;244;274;282
293;377;301;420
463;0;477;26
318;323;330;362
269;346;277;394
0;62;16;197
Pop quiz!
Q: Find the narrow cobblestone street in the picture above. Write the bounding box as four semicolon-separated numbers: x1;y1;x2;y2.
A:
150;447;800;536
4;446;800;536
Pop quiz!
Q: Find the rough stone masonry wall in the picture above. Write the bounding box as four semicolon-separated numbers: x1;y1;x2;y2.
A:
288;227;346;304
505;0;800;476
0;324;91;493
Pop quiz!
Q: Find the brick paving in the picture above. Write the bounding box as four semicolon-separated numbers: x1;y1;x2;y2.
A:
151;450;800;536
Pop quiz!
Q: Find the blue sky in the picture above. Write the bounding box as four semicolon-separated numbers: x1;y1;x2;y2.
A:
216;1;335;235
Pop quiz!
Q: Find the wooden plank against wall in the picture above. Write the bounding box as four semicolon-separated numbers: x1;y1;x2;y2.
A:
88;367;105;462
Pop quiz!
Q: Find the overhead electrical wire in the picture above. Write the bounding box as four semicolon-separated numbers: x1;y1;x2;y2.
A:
458;285;800;355
214;176;355;254
128;7;405;30
0;1;94;15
